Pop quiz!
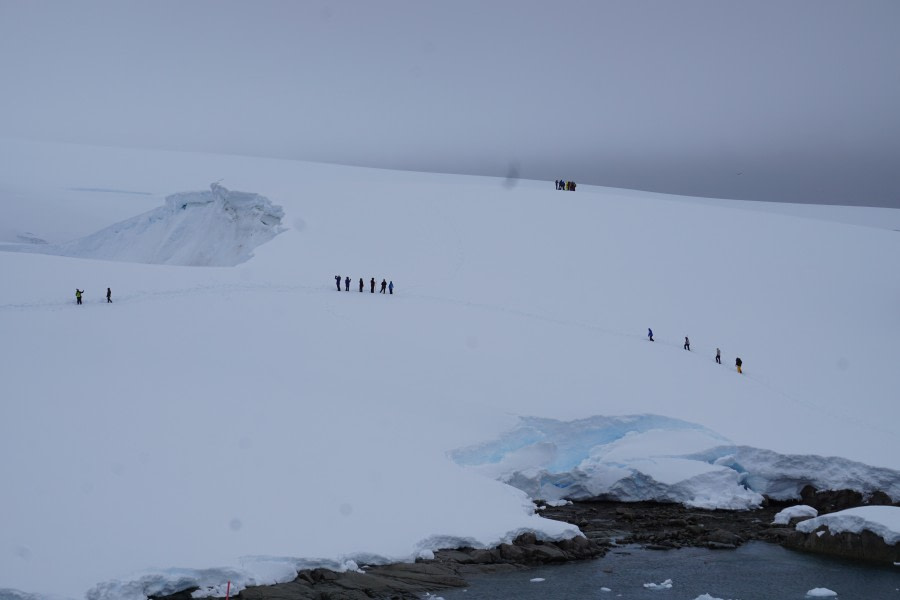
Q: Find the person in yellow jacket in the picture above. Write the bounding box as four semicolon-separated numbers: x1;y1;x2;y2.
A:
75;289;84;305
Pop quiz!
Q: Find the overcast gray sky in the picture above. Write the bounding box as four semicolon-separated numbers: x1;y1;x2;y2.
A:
2;0;898;206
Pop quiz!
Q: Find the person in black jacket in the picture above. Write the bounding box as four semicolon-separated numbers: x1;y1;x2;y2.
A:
335;275;341;291
359;278;364;292
106;287;112;303
344;276;350;291
370;277;376;293
380;279;387;294
736;357;743;374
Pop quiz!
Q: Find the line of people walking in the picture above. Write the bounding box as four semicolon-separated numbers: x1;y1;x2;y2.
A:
555;179;576;191
647;328;742;374
74;288;112;304
336;275;393;295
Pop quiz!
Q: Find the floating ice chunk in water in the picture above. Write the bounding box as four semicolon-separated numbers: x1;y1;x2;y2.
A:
644;578;673;590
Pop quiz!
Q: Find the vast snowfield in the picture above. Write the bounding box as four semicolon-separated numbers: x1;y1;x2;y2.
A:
1;139;898;600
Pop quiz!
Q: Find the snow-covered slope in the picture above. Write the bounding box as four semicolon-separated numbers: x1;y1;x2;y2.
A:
4;182;284;266
0;140;898;600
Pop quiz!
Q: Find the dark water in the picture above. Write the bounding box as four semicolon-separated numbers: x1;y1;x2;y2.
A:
437;542;899;599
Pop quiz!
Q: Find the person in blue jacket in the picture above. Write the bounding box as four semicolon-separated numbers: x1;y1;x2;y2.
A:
647;328;654;342
388;281;394;295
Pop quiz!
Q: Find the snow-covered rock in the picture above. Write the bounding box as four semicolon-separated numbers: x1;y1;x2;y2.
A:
772;505;818;525
796;506;900;545
786;506;900;564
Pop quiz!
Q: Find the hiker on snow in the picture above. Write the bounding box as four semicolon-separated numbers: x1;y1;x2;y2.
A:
684;336;690;351
335;275;341;291
736;357;743;374
106;288;112;303
380;279;387;294
370;277;376;293
75;289;84;305
388;280;394;295
647;328;654;342
359;278;364;292
344;276;350;291
715;348;721;364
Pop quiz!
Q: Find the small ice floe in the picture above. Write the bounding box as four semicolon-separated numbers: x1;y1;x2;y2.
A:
600;587;612;592
806;588;838;597
643;578;673;590
530;577;545;582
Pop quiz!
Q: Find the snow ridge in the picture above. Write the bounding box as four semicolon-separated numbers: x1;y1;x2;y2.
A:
5;183;284;266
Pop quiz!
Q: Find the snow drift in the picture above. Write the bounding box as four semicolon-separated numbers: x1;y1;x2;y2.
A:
5;183;284;266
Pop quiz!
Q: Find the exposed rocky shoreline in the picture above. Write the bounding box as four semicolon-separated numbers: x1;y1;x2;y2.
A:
153;488;897;600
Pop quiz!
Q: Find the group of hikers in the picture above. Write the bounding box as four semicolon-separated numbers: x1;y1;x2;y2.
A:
75;288;112;304
336;275;394;295
647;329;742;374
555;180;576;191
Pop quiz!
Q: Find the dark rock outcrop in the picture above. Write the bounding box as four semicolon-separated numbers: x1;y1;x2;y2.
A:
783;527;900;565
238;562;468;600
539;500;786;551
799;485;899;513
152;533;608;600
